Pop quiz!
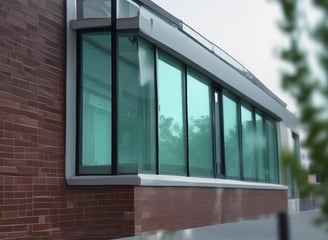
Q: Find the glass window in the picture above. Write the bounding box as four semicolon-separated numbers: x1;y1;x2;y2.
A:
78;32;112;174
187;69;213;177
241;104;256;180
118;36;156;174
266;118;279;183
157;53;186;175
79;0;139;19
255;112;266;181
222;93;240;179
290;132;300;197
79;0;111;18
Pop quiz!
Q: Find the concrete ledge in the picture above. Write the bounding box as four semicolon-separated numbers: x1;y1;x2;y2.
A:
66;174;287;190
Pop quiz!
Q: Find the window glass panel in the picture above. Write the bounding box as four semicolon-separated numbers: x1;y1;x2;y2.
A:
79;32;111;174
187;69;213;177
290;133;300;197
241;104;256;180
117;0;139;18
118;36;156;174
222;93;240;178
157;53;186;175
80;0;111;18
255;112;266;181
266;118;279;183
79;0;139;19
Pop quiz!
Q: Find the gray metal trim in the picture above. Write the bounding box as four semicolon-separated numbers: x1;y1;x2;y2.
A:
136;0;182;28
65;0;77;182
134;0;286;108
70;17;139;30
138;6;298;131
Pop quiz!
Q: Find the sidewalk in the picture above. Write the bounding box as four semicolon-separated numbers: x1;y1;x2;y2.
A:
117;210;327;240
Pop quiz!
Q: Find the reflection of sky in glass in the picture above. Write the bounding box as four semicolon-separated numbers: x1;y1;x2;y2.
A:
187;71;210;120
223;95;237;135
157;55;183;127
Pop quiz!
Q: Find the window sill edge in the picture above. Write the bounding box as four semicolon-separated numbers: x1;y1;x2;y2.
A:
66;174;287;190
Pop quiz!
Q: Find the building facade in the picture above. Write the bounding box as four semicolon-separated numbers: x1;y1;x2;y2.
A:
0;0;299;239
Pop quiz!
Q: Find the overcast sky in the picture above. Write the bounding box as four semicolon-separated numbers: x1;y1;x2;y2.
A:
152;0;298;113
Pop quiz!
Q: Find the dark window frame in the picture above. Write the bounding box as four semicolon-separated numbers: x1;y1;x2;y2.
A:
75;29;281;183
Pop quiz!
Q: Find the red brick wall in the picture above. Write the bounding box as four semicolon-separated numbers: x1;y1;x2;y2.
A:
0;1;135;239
0;0;288;239
134;187;287;234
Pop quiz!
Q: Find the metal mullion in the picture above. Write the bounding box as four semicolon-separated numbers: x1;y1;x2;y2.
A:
264;115;269;182
184;65;190;177
237;99;243;180
274;121;280;183
111;0;118;175
218;90;226;177
154;48;160;175
76;31;82;175
253;108;258;182
210;85;218;177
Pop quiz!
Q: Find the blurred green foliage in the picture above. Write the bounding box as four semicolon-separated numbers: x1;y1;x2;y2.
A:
277;0;328;224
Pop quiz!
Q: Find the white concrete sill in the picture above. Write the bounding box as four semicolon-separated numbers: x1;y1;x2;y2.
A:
66;174;287;190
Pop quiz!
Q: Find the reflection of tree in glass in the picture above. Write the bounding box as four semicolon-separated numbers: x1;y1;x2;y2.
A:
159;115;184;164
242;121;256;178
159;115;212;166
224;125;240;177
188;116;212;163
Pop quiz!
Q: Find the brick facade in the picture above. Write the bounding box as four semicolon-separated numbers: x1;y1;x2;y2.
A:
134;187;287;234
0;0;287;239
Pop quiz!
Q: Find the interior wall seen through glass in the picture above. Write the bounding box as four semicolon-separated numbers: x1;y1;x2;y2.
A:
79;32;112;174
157;52;186;175
187;69;213;177
223;93;240;179
118;36;156;174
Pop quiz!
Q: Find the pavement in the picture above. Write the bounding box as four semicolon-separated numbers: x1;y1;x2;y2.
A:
117;210;327;240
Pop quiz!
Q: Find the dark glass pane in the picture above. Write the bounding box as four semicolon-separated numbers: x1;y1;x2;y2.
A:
223;93;240;178
79;32;111;174
266;118;279;183
157;53;186;175
255;112;266;181
187;69;213;177
118;36;156;174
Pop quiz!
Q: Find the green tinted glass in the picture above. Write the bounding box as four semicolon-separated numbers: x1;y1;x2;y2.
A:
157;52;186;175
118;36;156;174
223;93;240;179
241;104;256;180
255;112;266;181
187;69;213;177
266;118;279;183
79;32;112;174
